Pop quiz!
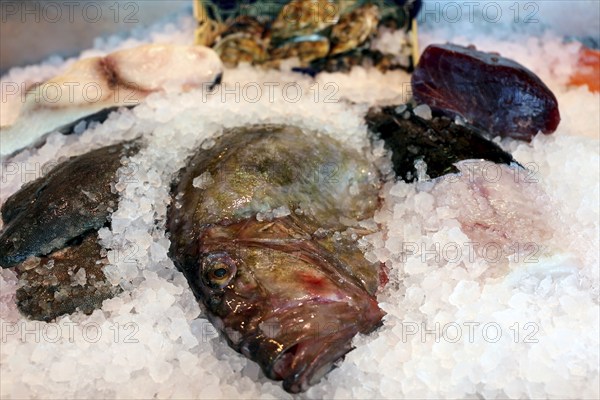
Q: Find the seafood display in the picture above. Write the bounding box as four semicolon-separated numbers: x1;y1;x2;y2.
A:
0;35;567;390
4;1;598;398
0;44;222;157
0;124;387;390
167;125;384;392
411;44;561;141
0;105;542;390
195;0;420;72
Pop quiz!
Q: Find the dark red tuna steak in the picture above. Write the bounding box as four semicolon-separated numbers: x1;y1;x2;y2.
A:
411;43;560;141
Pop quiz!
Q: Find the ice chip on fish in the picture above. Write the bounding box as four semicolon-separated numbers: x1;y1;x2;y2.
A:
168;125;384;393
0;44;223;158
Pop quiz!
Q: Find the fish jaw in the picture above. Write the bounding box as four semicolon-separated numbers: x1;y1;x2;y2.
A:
209;292;383;393
239;300;383;393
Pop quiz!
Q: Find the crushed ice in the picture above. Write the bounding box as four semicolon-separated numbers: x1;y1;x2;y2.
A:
0;9;599;400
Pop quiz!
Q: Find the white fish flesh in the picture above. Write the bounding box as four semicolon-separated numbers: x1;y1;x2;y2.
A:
0;44;223;158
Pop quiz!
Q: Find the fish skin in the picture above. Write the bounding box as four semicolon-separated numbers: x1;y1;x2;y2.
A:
15;233;117;322
167;124;384;393
0;141;139;267
365;105;516;182
411;43;560;141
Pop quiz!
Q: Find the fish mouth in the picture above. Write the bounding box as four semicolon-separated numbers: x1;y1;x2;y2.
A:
237;300;383;393
269;325;359;393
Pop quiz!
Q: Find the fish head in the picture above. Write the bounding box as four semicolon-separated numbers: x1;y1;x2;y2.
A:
194;217;384;393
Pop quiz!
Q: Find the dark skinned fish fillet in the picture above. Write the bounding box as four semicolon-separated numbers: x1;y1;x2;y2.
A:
411;43;560;141
0;141;139;320
0;141;139;267
365;105;516;181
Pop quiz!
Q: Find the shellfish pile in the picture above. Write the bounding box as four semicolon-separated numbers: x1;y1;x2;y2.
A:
195;0;421;73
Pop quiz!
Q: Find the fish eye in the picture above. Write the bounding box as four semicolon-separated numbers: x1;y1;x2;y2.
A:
212;268;227;278
201;253;237;290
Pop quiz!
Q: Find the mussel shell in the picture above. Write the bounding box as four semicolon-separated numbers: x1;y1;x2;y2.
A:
269;34;330;64
214;33;267;66
330;3;380;56
222;15;268;38
271;0;340;41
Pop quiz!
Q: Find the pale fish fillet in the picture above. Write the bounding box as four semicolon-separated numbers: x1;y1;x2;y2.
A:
431;160;561;266
0;44;223;158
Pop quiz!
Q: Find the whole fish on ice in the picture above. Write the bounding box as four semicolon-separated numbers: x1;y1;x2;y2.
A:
167;125;385;392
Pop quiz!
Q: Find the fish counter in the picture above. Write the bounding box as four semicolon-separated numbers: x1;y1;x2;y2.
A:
0;1;599;399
